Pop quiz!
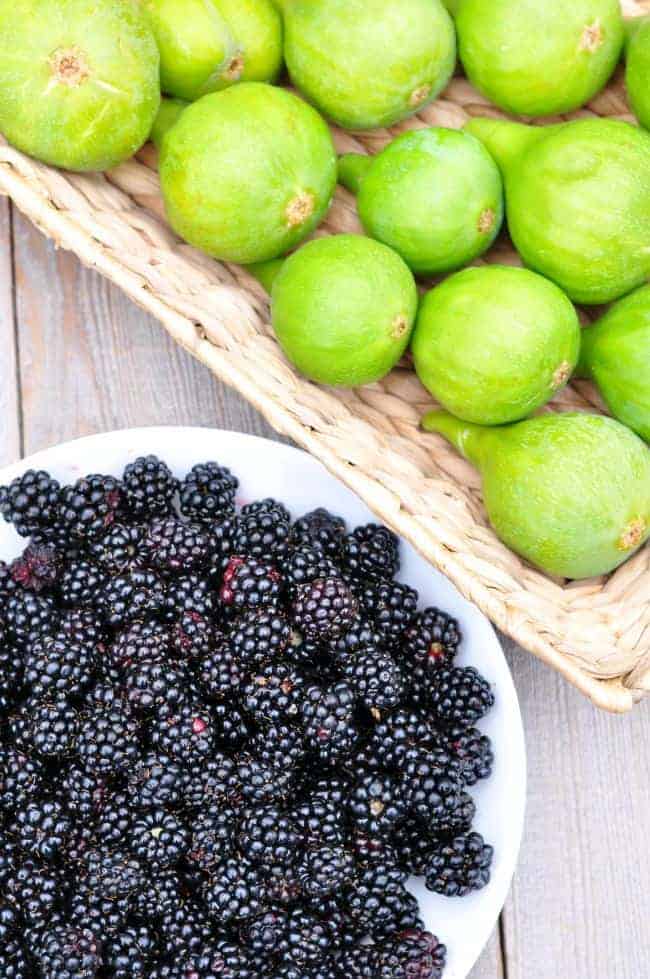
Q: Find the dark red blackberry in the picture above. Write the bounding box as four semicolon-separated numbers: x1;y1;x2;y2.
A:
333;945;379;979
301;682;359;763
129;808;189;869
238;806;302;869
35;923;103;977
244;662;305;726
123;454;178;517
187;804;238;871
344;523;400;582
286;544;338;592
127;752;184;810
110;618;171;668
443;725;494;786
76;705;140;775
298;845;355;900
27;700;80;757
173;609;213;661
58;473;123;540
204;856;266;923
229;607;291;666
369;709;436;770
349;773;406;838
105;924;154;978
0;469;61;538
400;747;464;832
0;748;46;812
426;832;494;897
360;580;419;641
292;577;358;640
142;517;211;574
151;701;215;763
182;751;238;810
377;929;447;979
59;559;105;607
285;907;331;966
125;657;190;712
24;633;97;700
291;507;347;560
242;906;290;962
429;666;494;729
219;556;282;610
233;504;291;562
98;568;166;627
10;798;70;861
61;765;107;822
403;607;461;672
199;643;247;700
179;460;238;521
88;522;144;574
341;649;406;713
0;938;28;979
5;590;57;645
291;795;346;846
10;542;61;592
0;645;23;713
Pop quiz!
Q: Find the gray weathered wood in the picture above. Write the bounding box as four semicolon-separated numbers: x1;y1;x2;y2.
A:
0;199;20;465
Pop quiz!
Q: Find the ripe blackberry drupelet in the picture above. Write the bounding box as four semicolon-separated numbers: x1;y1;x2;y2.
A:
429;666;495;729
292;577;358;640
179;461;238;522
0;469;61;538
123;454;178;518
426;832;494;898
345;523;400;582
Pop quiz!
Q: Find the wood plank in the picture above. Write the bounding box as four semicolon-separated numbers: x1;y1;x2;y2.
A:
0;200;20;465
470;929;503;979
502;636;650;978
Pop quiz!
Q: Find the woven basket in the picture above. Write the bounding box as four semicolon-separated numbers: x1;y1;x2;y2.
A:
1;2;649;712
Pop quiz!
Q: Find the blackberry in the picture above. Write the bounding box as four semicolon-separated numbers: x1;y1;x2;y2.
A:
125;657;189;711
350;832;398;869
5;858;61;927
333;946;378;979
105;925;154;978
301;682;359;763
79;847;145;902
0;469;61;538
349;773;406;837
212;700;252;748
369;709;436;771
89;522;144;574
0;646;23;713
344;524;399;582
403;607;461;672
58;473;123;540
229;607;291;666
57;607;106;645
5;590;57;645
151;701;215;763
76;706;140;775
61;765;107;822
429;666;495;728
276;961;338;979
133;869;184;919
341;649;406;713
392;819;437;876
0;901;19;943
0;939;29;979
285;907;330;966
59;559;105;608
36;923;103;978
286;544;338;592
235;752;297;806
291;507;347;560
142;517;211;574
10;542;61;592
425;832;494;897
244;662;305;726
348;864;421;940
435;790;476;839
127;753;184;810
444;726;494;786
400;747;464;832
158;901;213;958
129;809;189;868
0;831;17;887
10;798;70;861
187;804;238;871
238;806;302;869
242;498;292;522
291;795;347;847
251;722;306;774
182;751;238;810
204;856;266;923
179;460;238;521
92;791;133;847
123;454;178;517
298;845;355;900
173;609;213;661
265;864;303;906
24;634;97;700
377;929;447;979
284;634;334;674
292;577;358;640
28;700;80;757
219;555;283;610
199;643;247;699
0;748;46;812
98;569;166;627
110;618;171;668
158;942;255;979
233;505;291;562
360;580;419;642
242;906;290;962
332;615;384;661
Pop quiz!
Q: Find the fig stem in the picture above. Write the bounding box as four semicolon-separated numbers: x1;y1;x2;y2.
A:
421;410;489;467
465;118;551;173
247;258;285;294
150;97;188;150
338;153;373;194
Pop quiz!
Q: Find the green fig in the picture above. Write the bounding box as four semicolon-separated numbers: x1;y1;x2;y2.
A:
466;117;650;305
577;286;650;443
150;97;188;149
159;84;337;264
626;16;650;131
280;0;456;130
252;234;418;387
456;0;624;117
338;129;504;277
212;0;283;83
423;410;650;579
412;266;581;425
0;0;160;172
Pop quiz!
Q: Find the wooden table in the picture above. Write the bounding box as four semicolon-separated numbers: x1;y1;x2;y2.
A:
2;197;649;978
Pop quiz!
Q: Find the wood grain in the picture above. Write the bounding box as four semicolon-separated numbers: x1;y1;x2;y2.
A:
0;199;20;465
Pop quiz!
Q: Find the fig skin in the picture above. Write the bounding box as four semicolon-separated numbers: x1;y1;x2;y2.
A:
626;16;650;131
457;0;624;117
339;129;503;277
577;286;650;443
150;97;188;150
412;266;580;426
213;0;283;83
159;83;337;265
466;117;650;305
281;0;456;130
0;0;160;172
264;235;418;387
423;411;650;580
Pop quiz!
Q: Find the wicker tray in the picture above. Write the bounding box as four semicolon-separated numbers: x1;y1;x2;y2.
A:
1;7;649;712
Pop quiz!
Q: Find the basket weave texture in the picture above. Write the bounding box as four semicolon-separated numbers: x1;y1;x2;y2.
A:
0;2;649;712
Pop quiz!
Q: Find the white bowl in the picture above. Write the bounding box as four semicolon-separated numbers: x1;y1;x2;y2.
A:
0;427;526;979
